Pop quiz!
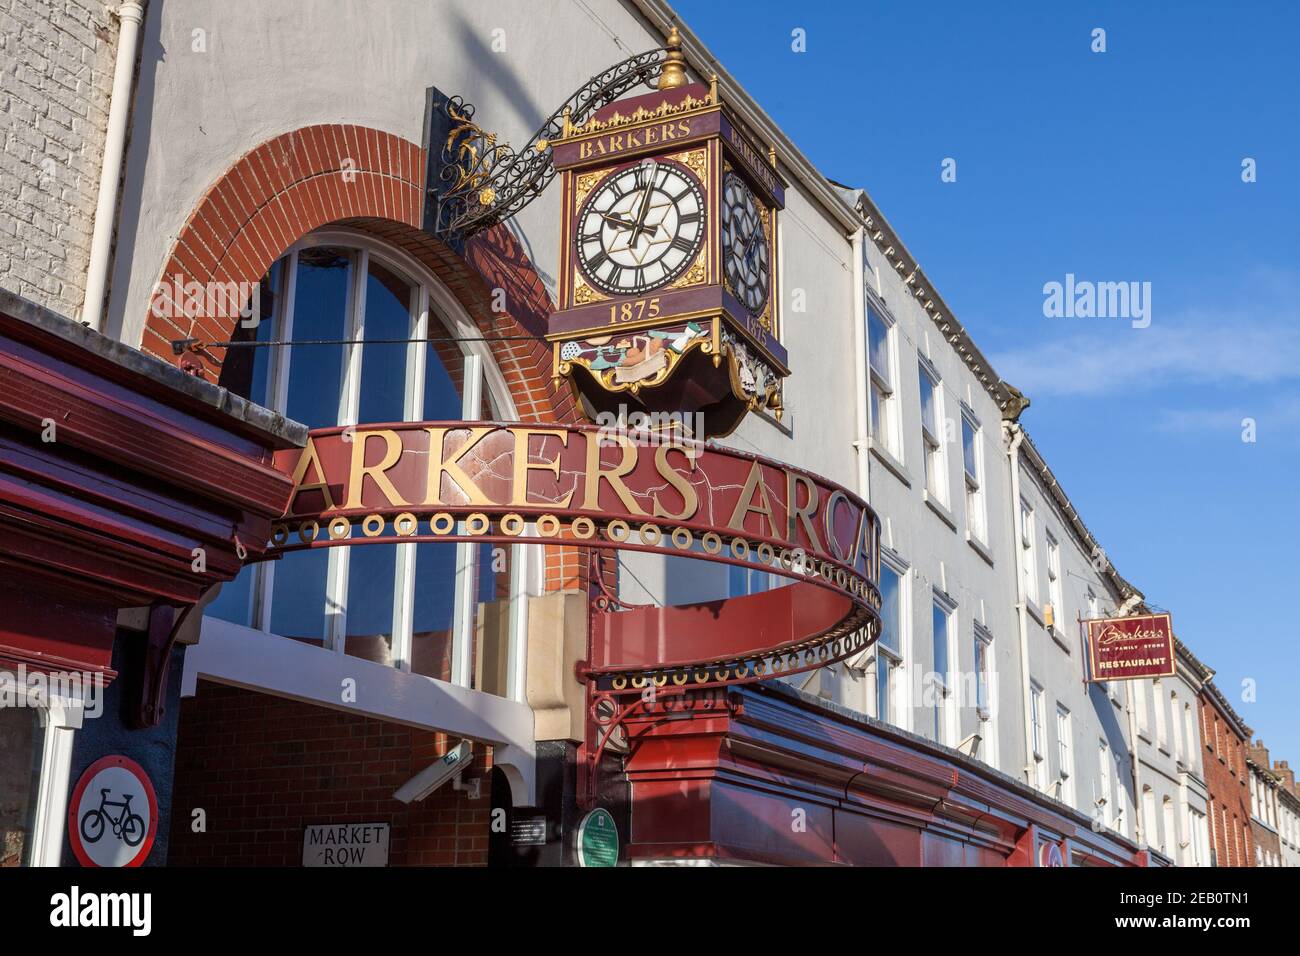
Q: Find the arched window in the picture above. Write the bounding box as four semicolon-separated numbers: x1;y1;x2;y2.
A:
207;231;526;696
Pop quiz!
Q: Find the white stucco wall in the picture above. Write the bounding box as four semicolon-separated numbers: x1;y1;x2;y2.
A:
104;0;669;345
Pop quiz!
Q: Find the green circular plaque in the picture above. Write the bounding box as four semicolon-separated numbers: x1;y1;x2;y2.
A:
576;807;619;867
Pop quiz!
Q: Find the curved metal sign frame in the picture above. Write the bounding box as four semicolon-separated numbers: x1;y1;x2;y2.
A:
262;421;881;694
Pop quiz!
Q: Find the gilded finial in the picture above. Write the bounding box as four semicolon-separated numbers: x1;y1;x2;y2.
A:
658;23;687;90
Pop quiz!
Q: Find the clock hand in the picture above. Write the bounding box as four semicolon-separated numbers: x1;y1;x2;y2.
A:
599;212;635;229
630;160;659;242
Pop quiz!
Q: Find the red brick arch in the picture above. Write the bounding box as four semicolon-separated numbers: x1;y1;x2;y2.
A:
141;124;577;428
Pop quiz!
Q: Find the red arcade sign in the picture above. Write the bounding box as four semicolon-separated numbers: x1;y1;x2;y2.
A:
266;421;882;693
1086;612;1176;682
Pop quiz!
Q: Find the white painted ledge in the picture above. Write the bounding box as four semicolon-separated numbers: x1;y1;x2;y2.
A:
184;616;535;803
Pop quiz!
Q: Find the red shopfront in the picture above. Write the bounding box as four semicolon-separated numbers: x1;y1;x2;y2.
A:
0;290;301;867
620;682;1154;867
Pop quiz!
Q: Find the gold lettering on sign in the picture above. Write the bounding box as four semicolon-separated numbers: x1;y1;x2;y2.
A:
423;426;495;506
821;490;852;561
575;120;695;161
288;436;337;515
346;429;408;509
582;433;646;516
511;429;574;509
851;505;873;576
652;443;699;520
728;460;778;537
785;470;822;552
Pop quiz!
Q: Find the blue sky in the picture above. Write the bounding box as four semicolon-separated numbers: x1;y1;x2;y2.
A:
673;0;1300;760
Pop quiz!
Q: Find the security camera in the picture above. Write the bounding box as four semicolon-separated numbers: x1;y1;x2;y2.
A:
393;740;472;804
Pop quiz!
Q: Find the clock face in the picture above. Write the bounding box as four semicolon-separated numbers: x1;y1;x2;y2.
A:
721;172;770;315
575;159;705;296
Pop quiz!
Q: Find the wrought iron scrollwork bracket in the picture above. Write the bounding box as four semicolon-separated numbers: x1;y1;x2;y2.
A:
423;47;668;247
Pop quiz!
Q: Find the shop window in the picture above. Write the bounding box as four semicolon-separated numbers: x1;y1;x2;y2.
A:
207;236;518;697
0;705;43;867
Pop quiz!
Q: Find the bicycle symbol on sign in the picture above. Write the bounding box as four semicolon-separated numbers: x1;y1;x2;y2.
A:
80;787;145;847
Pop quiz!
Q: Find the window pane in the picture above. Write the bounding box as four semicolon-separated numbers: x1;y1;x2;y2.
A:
0;705;43;867
425;334;465;420
411;541;459;680
876;654;892;723
218;259;281;405
962;418;977;480
357;259;413;425
207;563;255;627
474;541;513;697
271;549;330;643
931;604;948;685
285;247;352;428
878;565;900;653
867;307;890;382
919;369;936;434
345;540;400;664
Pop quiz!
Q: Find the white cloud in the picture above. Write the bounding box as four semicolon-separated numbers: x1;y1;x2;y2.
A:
1155;396;1300;435
990;270;1300;398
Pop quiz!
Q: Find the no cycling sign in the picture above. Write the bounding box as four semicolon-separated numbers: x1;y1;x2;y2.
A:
67;755;159;867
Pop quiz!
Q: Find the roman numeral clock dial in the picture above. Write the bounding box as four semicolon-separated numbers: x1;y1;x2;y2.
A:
721;172;770;315
576;158;705;296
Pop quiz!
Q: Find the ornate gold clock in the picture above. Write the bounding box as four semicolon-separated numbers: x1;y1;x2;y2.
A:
547;33;788;439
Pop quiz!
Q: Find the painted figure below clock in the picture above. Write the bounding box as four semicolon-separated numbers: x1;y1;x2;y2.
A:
575;158;705;296
721;171;770;315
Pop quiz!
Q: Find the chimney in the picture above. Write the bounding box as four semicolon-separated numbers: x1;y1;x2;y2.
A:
1274;759;1295;794
1248;738;1270;768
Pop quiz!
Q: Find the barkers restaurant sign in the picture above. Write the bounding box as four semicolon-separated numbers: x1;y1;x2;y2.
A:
1086;612;1176;682
265;421;881;692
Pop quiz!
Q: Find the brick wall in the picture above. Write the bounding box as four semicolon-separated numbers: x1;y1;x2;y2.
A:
0;0;115;318
169;681;492;866
1199;691;1254;867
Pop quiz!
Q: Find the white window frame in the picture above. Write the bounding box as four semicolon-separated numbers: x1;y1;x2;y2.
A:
1153;677;1168;750
873;553;910;729
960;409;986;544
227;229;533;699
1170;689;1183;763
1045;532;1063;631
973;623;997;768
929;591;957;746
1098;739;1113;828
1030;681;1046;789
918;360;948;506
1056;703;1073;805
1020;498;1039;606
866;301;901;462
0;672;85;867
